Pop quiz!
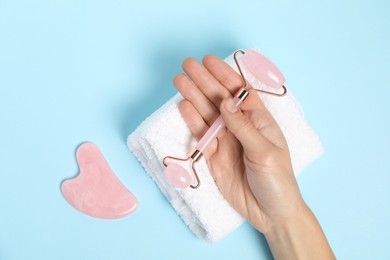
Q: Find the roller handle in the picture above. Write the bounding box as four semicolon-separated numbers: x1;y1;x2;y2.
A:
195;96;243;154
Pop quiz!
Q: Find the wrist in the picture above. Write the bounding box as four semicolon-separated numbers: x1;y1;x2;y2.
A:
264;202;312;241
264;204;335;260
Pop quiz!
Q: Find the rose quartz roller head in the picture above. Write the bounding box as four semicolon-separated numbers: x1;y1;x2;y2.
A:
163;49;287;189
242;49;287;94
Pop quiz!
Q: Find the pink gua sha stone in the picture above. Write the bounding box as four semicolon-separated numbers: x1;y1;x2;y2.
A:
242;49;286;89
61;142;138;219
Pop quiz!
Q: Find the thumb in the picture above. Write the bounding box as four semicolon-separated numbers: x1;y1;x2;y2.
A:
220;98;271;154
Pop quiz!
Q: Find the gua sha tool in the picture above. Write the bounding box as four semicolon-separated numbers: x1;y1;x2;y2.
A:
61;142;138;219
163;49;287;189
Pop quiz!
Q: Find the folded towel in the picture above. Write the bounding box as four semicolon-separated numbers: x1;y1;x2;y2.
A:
127;51;324;243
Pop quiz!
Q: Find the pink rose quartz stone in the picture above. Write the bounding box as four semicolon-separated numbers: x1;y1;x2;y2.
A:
61;142;138;219
242;49;285;89
164;162;193;189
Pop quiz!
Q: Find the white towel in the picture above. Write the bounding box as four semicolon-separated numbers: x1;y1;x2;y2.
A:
127;52;324;243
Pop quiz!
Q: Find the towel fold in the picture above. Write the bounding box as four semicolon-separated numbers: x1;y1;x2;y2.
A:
127;51;324;243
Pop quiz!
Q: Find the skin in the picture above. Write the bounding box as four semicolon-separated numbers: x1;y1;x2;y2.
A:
174;54;335;259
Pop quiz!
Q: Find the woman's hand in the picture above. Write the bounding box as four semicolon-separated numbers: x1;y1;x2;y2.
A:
175;54;335;259
174;54;304;233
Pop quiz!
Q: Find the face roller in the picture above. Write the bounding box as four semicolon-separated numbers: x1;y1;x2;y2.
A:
163;49;287;189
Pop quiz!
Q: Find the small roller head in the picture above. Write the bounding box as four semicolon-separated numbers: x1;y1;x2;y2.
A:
164;162;192;189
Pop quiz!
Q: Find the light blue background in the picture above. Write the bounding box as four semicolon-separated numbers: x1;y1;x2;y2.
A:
0;0;389;259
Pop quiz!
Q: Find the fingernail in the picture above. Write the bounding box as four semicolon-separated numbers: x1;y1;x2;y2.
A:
225;98;237;113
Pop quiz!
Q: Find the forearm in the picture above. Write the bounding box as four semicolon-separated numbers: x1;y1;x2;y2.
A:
264;205;335;260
